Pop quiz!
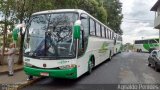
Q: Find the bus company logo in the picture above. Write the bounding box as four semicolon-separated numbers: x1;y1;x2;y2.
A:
99;42;109;53
43;63;47;67
58;60;69;64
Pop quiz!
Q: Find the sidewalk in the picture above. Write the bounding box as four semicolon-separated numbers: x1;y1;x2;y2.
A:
0;64;24;84
0;64;41;90
0;64;23;74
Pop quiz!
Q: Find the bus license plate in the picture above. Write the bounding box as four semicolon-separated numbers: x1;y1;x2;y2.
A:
40;72;49;76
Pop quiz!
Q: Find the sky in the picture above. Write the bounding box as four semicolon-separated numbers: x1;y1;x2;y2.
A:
120;0;159;44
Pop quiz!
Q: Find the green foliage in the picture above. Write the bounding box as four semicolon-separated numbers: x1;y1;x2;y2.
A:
0;0;123;34
103;0;123;34
0;0;123;47
6;34;12;48
122;43;134;51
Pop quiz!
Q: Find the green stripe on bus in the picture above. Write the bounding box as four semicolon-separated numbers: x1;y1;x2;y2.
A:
24;66;77;79
143;43;159;50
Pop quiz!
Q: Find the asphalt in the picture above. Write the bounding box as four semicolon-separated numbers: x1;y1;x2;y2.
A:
22;52;160;90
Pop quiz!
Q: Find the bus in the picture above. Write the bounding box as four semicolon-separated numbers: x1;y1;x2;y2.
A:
134;38;159;53
23;9;122;79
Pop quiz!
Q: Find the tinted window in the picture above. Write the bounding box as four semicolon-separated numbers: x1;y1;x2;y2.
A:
24;13;78;58
81;14;89;39
96;23;101;37
104;27;106;38
108;30;110;39
112;32;114;39
90;18;95;35
110;31;112;39
135;40;145;44
106;28;108;39
149;39;159;43
79;14;89;57
101;26;105;38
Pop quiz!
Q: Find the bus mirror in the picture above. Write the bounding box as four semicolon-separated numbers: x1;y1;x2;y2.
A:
73;20;81;39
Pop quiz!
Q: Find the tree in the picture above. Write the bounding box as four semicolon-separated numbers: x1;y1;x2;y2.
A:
12;0;54;64
0;0;123;64
103;0;123;34
0;0;15;64
53;0;107;24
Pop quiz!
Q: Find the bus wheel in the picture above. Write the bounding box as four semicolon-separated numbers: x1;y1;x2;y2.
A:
155;63;159;72
88;58;94;74
27;75;33;81
148;63;151;67
139;49;142;52
108;51;112;61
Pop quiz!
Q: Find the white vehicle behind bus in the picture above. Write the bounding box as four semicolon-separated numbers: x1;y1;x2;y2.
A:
134;38;159;53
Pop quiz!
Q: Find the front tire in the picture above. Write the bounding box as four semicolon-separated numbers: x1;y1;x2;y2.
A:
27;75;33;81
148;63;151;66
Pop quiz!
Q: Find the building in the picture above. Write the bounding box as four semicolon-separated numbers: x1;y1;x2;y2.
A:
151;0;160;29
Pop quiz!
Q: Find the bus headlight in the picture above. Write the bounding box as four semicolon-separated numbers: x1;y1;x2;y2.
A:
24;62;33;67
59;64;76;69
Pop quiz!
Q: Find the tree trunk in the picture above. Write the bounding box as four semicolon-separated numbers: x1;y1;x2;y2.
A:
1;24;7;65
17;20;24;65
17;0;26;65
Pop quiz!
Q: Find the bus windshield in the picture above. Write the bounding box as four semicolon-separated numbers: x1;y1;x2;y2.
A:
24;12;78;59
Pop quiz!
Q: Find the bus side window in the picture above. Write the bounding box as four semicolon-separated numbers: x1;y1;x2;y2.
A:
110;31;112;40
96;22;101;37
90;18;96;36
78;14;89;57
106;29;109;39
101;26;105;38
104;27;106;38
106;28;109;39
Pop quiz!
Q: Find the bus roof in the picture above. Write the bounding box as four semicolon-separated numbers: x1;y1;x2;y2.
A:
32;9;115;33
135;38;159;41
32;9;85;15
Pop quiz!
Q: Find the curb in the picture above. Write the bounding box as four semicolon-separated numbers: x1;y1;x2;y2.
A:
0;67;23;75
16;77;42;90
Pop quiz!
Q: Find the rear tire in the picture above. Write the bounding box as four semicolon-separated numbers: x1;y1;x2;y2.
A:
88;58;94;74
139;49;142;52
108;51;112;61
155;63;159;72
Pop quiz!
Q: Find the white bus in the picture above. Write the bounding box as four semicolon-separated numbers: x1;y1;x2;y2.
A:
134;38;159;53
23;9;122;79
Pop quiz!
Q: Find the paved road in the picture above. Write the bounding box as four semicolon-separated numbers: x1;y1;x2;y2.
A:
22;52;160;90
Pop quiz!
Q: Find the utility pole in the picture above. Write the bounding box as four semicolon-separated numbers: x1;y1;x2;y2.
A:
141;37;144;40
159;29;160;50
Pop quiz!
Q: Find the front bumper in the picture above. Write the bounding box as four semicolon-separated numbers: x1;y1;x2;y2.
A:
24;66;77;79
